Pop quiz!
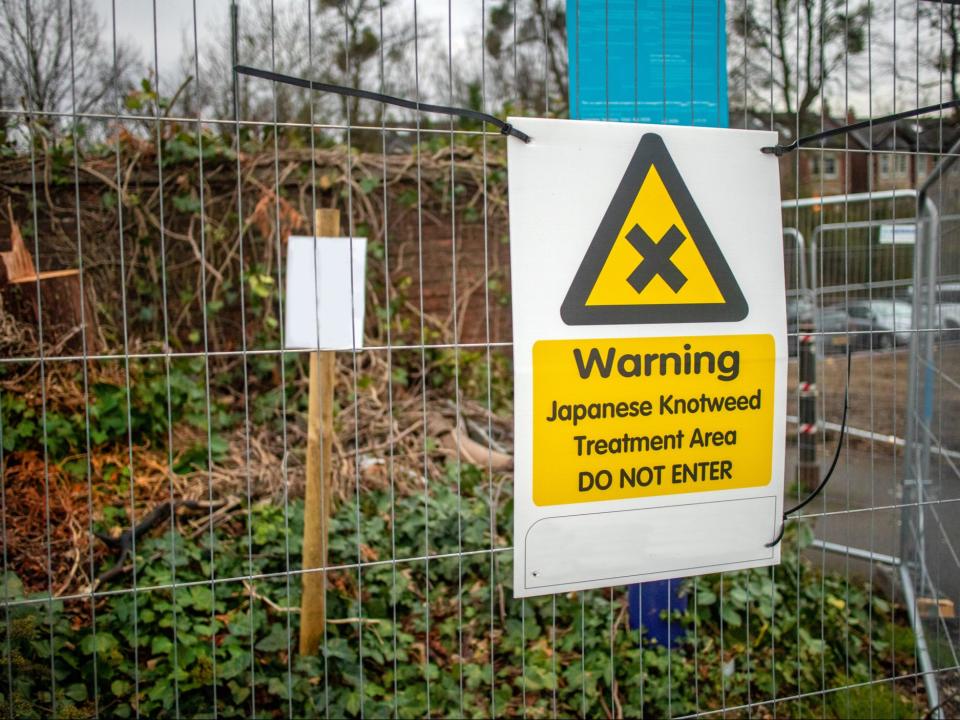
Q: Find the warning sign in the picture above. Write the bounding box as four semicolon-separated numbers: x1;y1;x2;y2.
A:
533;334;773;505
561;134;747;325
507;119;787;598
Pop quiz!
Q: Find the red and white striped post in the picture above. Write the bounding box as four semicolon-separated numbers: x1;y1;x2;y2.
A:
798;323;819;490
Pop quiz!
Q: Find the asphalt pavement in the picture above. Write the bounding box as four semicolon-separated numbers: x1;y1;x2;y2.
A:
786;443;960;611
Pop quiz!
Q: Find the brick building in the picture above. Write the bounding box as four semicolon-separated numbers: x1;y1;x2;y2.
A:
737;111;960;198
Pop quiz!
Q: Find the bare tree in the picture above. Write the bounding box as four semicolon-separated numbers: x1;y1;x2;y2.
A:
479;0;567;116
0;0;139;122
187;0;420;133
916;2;960;110
319;0;419;124
186;0;312;124
729;0;870;130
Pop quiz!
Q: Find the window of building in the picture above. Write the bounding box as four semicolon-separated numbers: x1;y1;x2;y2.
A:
812;152;838;179
878;154;891;177
879;153;910;179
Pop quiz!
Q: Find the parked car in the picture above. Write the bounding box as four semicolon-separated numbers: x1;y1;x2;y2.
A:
844;299;913;348
787;298;909;355
815;306;878;354
899;283;960;337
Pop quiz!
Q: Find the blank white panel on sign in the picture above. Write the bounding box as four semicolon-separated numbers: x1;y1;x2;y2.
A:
524;496;776;590
284;235;366;351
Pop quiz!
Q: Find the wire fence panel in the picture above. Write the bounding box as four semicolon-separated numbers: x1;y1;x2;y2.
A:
0;0;958;718
903;144;960;717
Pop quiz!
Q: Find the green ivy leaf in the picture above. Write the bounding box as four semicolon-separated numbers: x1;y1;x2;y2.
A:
64;683;87;702
721;605;742;628
256;623;289;653
697;589;717;606
189;585;214;613
151;635;174;655
80;632;118;656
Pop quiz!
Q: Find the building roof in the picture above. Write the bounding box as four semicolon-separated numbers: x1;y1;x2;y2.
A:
730;109;960;153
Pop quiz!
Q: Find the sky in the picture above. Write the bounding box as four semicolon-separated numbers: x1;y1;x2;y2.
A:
93;0;221;80
91;0;477;87
84;0;944;120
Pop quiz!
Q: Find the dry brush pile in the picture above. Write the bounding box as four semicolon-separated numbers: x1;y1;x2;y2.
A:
0;123;514;598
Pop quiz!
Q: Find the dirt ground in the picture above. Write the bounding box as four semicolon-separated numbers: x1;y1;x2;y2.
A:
787;341;960;453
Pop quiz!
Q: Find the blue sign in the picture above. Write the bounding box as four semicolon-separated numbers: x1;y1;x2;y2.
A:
566;0;728;127
566;0;729;645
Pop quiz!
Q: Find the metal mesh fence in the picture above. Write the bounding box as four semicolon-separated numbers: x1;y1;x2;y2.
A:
901;139;960;717
0;0;958;718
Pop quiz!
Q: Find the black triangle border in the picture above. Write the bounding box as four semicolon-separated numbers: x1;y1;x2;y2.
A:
560;133;749;325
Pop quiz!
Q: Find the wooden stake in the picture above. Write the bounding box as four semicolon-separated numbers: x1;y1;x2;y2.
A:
299;208;339;655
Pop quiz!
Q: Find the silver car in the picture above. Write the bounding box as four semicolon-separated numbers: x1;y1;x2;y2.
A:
844;299;913;347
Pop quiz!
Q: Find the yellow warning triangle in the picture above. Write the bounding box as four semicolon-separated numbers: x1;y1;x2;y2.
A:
561;133;747;325
586;165;724;305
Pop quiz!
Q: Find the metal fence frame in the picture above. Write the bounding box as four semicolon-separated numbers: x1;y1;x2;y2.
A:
902;137;960;719
2;1;960;718
779;173;960;719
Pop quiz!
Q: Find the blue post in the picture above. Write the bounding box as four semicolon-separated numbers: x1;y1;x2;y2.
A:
628;579;686;646
566;0;729;645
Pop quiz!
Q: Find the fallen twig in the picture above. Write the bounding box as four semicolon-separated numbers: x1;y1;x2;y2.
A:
94;499;227;586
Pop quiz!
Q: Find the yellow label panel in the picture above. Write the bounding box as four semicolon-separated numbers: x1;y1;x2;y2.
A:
532;334;775;506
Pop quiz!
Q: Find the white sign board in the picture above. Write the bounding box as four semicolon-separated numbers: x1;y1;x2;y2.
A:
878;223;916;245
507;118;787;598
284;235;367;351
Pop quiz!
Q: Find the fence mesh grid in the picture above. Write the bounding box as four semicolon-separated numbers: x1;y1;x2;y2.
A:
0;0;958;717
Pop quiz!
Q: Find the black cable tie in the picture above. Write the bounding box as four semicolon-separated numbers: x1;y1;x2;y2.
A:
766;522;786;548
761;142;795;157
234;65;532;144
766;345;852;548
760;98;960;156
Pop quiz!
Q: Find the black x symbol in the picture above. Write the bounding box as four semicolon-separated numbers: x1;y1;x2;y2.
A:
625;224;688;293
